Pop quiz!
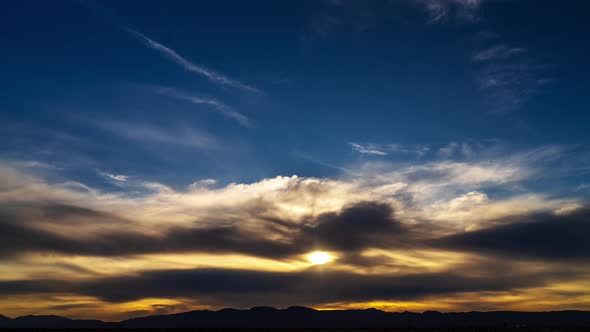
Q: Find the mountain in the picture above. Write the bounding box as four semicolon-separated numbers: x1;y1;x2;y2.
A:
2;308;590;328
0;315;109;329
119;308;590;328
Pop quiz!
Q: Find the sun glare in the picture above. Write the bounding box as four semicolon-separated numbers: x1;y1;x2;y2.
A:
307;251;334;265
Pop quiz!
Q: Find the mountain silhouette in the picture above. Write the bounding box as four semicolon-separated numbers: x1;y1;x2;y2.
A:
0;315;108;329
2;307;590;328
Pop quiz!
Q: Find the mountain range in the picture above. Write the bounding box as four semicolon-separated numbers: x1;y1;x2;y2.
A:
2;307;590;328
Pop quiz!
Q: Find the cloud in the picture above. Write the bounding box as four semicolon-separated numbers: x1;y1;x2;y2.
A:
436;141;493;160
189;178;217;190
349;143;387;155
468;34;552;113
389;144;431;157
0;200;411;260
436;208;590;261
472;45;526;62
155;87;251;127
349;143;430;158
127;29;262;94
0;144;587;316
0;204;303;259
415;0;483;24
304;202;406;251
0;164;498;260
477;61;548;112
445;191;489;210
101;173;128;183
0;265;576;307
1;160;61;170
95;121;217;150
0;143;579;260
437;142;460;159
479;62;550;113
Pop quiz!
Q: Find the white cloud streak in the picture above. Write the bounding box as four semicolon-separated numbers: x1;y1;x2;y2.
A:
155;87;252;127
101;173;128;182
96;121;217;150
127;29;262;94
349;143;430;158
349;143;387;156
472;45;526;62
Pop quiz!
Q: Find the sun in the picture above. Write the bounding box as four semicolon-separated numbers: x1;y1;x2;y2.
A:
307;251;334;265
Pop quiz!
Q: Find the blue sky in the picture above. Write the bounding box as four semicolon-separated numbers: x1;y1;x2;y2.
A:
2;1;590;319
2;0;589;190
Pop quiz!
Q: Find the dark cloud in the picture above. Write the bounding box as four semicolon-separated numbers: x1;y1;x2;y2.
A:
0;266;572;306
6;199;589;271
304;201;405;251
39;203;132;225
0;280;69;295
0;202;302;258
436;209;590;260
46;303;98;311
2;202;588;307
0;218;70;257
0;201;410;262
0;202;129;226
0;215;301;259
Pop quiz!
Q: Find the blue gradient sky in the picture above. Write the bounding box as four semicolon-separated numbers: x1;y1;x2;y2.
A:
2;0;589;190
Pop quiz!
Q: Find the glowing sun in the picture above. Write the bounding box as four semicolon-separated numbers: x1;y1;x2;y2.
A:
307;251;334;265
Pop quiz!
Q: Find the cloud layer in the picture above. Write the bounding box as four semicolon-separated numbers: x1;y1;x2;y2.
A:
0;144;588;319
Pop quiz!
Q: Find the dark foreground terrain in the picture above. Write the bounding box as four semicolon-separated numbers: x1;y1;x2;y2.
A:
1;330;589;332
2;307;590;329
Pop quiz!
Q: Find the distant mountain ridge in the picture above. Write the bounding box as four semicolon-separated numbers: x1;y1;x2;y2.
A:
2;307;590;328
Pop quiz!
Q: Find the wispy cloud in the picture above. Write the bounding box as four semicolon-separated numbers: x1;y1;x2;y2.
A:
437;141;483;159
469;34;552;113
100;172;128;183
127;29;262;94
154;87;252;127
2;159;62;170
293;150;357;175
96;121;217;150
414;0;548;117
476;58;550;113
416;0;484;24
98;170;178;193
349;143;387;156
472;45;526;62
349;142;430;157
423;1;449;23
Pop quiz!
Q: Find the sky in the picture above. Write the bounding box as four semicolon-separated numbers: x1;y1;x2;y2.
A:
1;0;590;321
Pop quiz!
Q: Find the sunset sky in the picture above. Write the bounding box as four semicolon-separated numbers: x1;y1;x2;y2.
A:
1;0;590;321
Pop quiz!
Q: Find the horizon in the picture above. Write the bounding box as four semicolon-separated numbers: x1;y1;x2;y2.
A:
4;307;590;329
1;0;590;322
3;305;590;323
4;305;590;319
